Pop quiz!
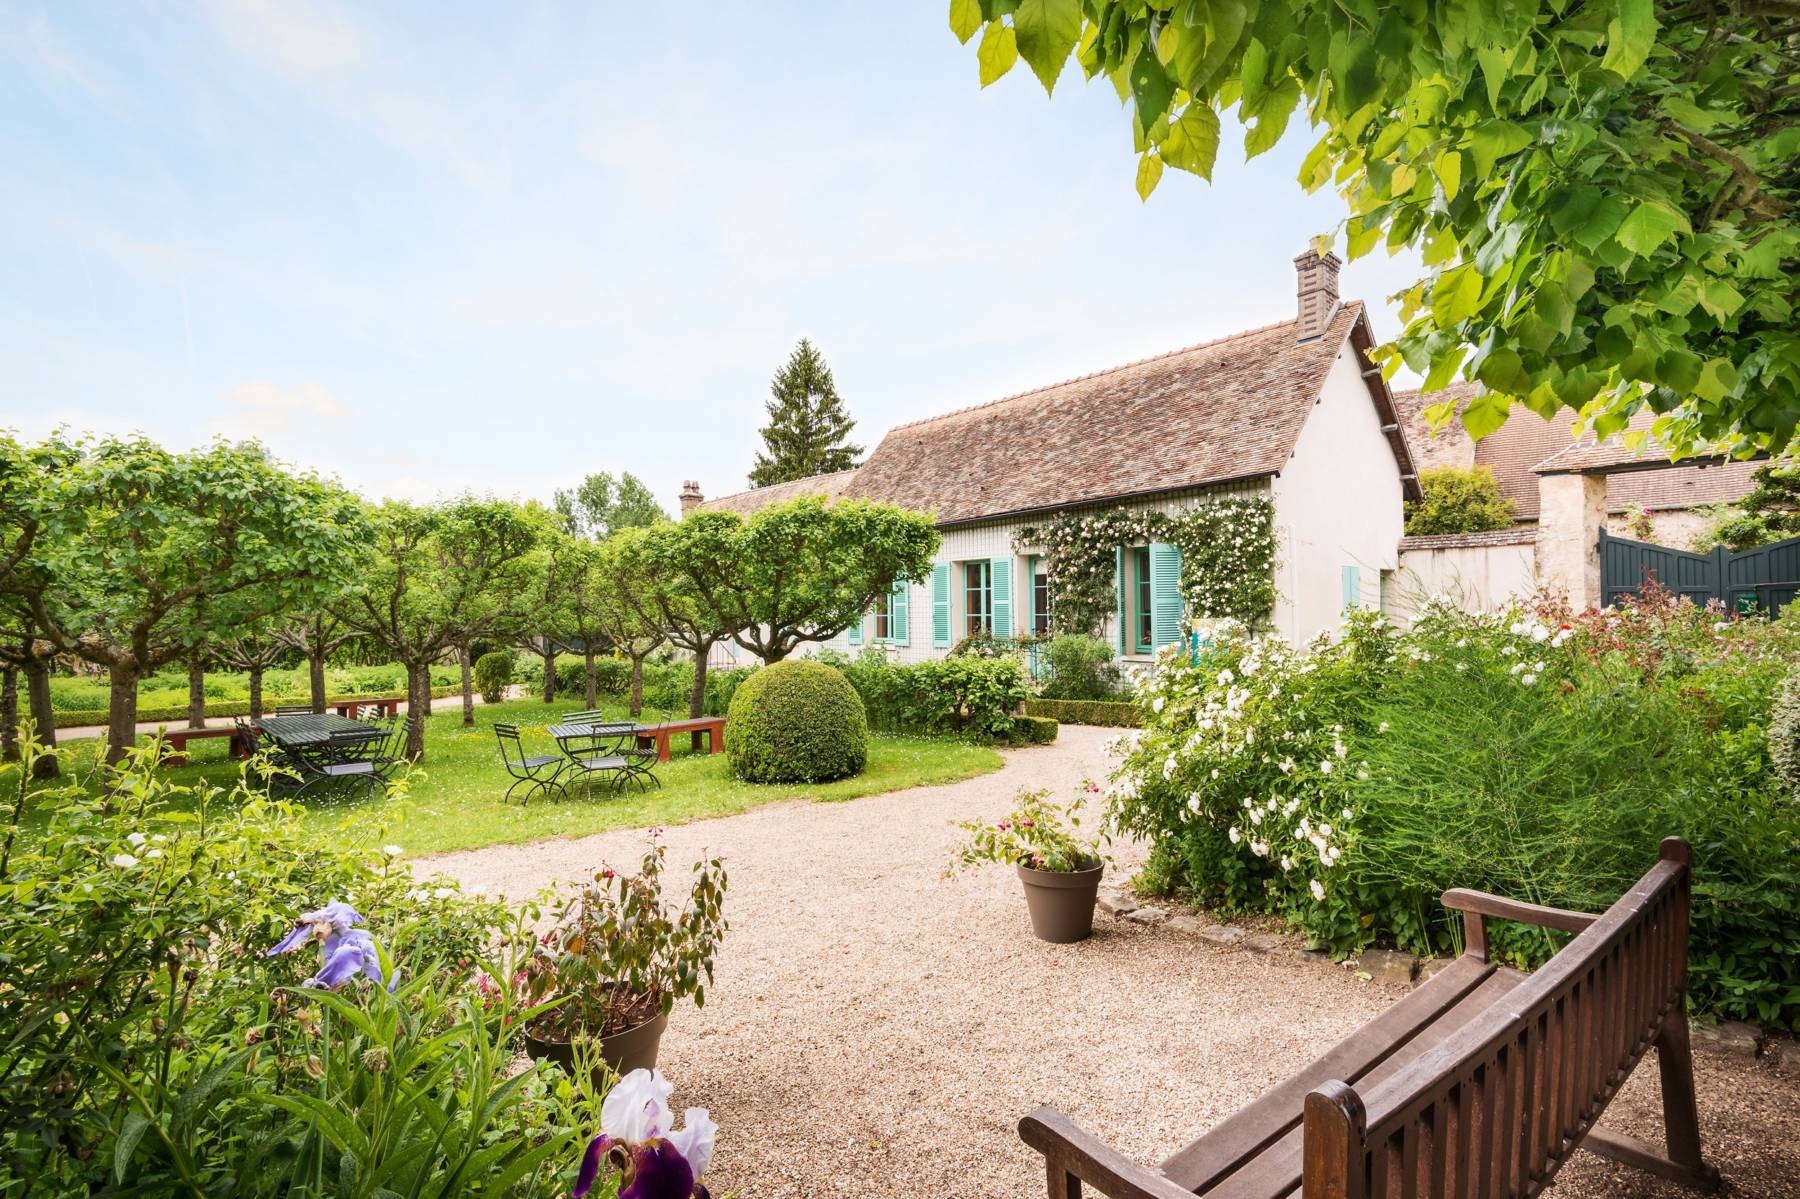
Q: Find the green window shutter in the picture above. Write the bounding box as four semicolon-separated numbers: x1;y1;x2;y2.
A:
891;580;910;647
931;562;951;648
1149;542;1183;649
1115;545;1127;653
847;612;863;645
1341;565;1361;613
989;556;1012;637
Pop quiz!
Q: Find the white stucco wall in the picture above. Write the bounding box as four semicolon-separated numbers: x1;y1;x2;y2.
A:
1268;337;1406;643
1388;541;1539;622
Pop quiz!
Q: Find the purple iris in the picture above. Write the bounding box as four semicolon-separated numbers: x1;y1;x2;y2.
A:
572;1069;714;1199
265;900;395;991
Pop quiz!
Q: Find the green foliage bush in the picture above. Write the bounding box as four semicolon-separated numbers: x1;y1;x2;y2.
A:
1015;715;1059;745
1403;466;1517;535
52;685;464;730
822;649;1027;741
1111;596;1800;1030
0;737;596;1196
48;664;462;718
1024;697;1141;727
726;660;868;783
473;650;516;704
1039;634;1124;700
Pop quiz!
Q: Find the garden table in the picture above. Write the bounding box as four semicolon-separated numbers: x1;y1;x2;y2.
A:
548;722;643;796
256;713;372;746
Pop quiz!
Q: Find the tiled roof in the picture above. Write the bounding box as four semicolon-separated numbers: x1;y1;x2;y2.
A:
841;303;1398;526
1399;528;1538;551
696;468;859;516
1390;387;1761;518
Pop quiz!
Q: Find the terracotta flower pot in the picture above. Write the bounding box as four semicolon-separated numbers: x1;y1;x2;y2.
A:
525;1010;668;1084
1016;862;1104;943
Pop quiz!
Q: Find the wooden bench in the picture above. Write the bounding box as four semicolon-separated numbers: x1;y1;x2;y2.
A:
634;716;726;762
330;697;401;719
1022;838;1720;1198
159;726;249;768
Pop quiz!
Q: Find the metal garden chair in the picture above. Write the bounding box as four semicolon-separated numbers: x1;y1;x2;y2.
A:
557;722;639;798
494;722;567;805
274;704;314;716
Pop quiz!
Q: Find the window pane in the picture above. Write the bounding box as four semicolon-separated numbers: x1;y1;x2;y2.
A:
1135;547;1152;652
963;561;991;634
1033;569;1049;636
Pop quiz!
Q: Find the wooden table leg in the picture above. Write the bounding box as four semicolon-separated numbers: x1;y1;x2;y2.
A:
657;731;672;761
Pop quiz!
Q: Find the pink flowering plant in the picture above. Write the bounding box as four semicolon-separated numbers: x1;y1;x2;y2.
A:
950;787;1105;873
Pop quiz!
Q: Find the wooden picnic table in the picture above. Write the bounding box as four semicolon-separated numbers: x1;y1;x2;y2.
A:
633;716;726;762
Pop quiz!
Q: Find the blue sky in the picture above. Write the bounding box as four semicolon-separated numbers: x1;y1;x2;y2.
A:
1;2;1424;510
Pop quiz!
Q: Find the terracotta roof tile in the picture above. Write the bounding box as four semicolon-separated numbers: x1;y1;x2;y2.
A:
841;304;1372;525
696;469;859;516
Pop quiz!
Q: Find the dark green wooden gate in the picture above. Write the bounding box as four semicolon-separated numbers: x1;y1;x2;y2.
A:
1599;529;1800;617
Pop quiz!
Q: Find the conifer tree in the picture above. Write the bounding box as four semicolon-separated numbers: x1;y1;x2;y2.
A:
749;338;861;488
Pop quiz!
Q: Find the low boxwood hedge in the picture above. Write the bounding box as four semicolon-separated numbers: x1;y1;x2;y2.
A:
1013;714;1059;744
1023;697;1140;728
54;685;463;730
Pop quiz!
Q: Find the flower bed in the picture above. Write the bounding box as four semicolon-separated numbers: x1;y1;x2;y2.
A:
1110;591;1800;1030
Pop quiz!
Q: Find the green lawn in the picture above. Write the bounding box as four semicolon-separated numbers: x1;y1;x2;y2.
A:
11;698;1004;856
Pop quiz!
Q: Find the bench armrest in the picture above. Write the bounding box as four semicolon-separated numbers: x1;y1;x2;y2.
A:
1019;1107;1198;1199
1441;888;1598;958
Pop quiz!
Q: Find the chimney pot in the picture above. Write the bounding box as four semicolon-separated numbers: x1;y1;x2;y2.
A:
1293;246;1342;342
679;480;703;517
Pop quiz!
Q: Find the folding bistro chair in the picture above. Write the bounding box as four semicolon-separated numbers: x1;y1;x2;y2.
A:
558;722;638;798
495;722;567;805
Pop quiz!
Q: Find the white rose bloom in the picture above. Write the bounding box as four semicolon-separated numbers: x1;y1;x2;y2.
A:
1227;826;1241;844
111;854;139;869
1310;879;1327;901
127;832;147;847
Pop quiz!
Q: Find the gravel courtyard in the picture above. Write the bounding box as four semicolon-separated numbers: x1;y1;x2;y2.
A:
427;725;1799;1198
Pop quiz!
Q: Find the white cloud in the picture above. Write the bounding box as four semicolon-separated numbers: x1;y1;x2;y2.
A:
210;381;345;441
201;0;367;77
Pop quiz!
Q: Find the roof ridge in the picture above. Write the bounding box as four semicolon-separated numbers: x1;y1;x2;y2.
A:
701;467;859;506
885;303;1361;433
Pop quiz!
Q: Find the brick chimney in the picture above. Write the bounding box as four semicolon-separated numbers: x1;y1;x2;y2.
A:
679;480;703;517
1293;246;1342;342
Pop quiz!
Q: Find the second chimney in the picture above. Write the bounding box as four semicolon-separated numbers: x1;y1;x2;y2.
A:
1293;247;1341;342
679;480;704;517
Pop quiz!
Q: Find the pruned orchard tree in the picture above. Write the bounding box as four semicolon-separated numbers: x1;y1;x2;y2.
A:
339;497;539;759
676;496;939;664
278;610;358;714
0;634;58;777
548;538;615;709
953;0;1800;457
611;523;738;719
0;434;76;776
16;435;365;764
553;471;669;540
451;502;557;727
215;616;288;721
510;532;577;704
590;535;668;717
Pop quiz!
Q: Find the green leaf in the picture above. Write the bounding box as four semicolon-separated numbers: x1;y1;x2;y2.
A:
1243;79;1298;158
1434;149;1462;201
949;0;983;44
1431;265;1484;325
115;1109;153;1184
1135;152;1164;200
1615;202;1687;257
1171;0;1248;95
1468;120;1533;177
1697;277;1745;323
977;21;1018;86
1695;358;1738;403
1601;0;1656;80
1461;390;1513;440
1162;103;1221;179
1571;195;1630;252
1013;0;1082;94
1128;42;1176;135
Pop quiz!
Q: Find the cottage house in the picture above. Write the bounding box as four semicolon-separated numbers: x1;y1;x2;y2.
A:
692;249;1420;660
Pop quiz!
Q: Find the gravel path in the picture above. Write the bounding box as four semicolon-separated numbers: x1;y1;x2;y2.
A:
427;725;1798;1198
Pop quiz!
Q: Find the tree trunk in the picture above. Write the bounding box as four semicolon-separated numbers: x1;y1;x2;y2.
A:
584;649;597;709
309;652;327;714
1;667;17;763
629;656;645;718
106;666;140;766
25;659;57;779
689;652;709;719
404;663;429;760
248;665;264;721
542;646;556;704
459;644;475;727
187;655;206;729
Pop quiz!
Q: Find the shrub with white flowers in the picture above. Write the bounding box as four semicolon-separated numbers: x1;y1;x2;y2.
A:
1016;496;1277;637
1108;592;1800;1031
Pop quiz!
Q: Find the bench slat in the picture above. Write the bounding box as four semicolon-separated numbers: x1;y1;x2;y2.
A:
1194;966;1525;1199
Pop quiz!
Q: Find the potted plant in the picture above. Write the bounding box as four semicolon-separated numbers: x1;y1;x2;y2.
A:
523;837;728;1079
951;788;1106;943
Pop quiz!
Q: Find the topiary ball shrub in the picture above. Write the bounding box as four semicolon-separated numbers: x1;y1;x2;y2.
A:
726;659;868;784
473;650;515;704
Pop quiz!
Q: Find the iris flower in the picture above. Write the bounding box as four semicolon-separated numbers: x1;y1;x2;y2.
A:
266;900;393;991
573;1069;715;1199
